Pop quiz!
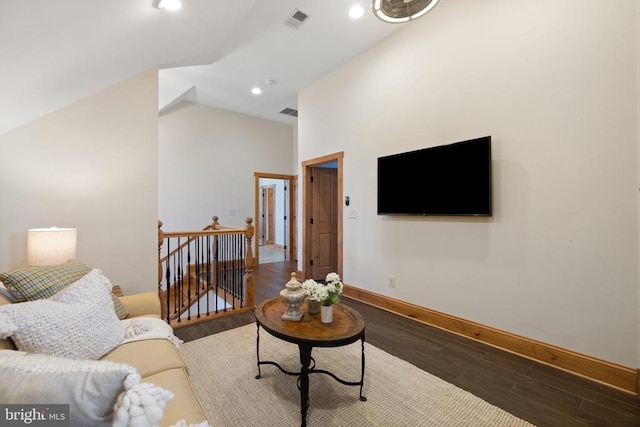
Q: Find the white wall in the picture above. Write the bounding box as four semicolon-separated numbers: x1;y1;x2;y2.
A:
159;102;293;231
299;0;639;367
0;70;159;295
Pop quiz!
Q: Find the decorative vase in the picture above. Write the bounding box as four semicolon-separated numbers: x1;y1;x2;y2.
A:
307;299;321;314
280;272;305;321
321;305;333;323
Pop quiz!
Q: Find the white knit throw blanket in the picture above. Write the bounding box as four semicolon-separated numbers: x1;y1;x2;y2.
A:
117;318;210;427
120;318;183;349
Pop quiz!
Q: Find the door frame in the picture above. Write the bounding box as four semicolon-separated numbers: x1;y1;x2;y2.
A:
254;172;297;264
302;151;344;280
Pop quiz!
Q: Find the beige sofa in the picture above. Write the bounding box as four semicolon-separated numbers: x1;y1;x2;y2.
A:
0;289;209;426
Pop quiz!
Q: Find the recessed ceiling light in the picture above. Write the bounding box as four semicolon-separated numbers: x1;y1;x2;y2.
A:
251;87;262;95
349;5;365;19
156;0;181;11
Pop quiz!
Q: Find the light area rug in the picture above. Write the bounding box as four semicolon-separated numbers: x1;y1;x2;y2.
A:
180;324;535;427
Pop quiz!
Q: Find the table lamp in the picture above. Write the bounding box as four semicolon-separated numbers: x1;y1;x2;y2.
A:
27;227;77;266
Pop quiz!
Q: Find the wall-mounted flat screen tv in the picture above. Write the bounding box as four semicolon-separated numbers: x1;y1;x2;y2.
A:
377;136;492;216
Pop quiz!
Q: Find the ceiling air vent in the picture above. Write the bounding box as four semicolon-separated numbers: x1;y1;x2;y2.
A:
284;9;310;29
280;108;298;117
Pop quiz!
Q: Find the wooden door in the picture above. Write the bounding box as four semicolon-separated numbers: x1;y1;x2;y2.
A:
259;187;265;246
266;186;275;245
261;185;275;245
311;167;338;279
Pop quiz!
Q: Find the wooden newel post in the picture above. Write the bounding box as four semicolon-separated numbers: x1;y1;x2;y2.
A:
211;216;219;230
158;220;164;291
244;217;255;308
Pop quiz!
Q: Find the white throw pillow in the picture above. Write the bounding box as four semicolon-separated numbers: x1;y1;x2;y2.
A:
0;269;125;359
0;351;173;427
0;350;135;426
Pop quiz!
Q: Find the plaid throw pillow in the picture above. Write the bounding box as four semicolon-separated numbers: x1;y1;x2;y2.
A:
0;260;129;320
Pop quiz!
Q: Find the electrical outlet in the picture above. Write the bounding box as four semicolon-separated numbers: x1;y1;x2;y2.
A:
388;275;395;288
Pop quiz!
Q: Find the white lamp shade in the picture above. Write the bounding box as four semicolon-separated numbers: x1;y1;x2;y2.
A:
27;227;77;266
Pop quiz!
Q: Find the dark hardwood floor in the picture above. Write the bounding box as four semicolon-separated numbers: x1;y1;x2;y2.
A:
174;261;640;426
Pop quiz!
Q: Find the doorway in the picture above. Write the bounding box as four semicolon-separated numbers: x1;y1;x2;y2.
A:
302;152;343;280
254;172;297;265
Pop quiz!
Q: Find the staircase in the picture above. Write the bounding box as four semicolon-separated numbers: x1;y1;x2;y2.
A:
157;216;255;327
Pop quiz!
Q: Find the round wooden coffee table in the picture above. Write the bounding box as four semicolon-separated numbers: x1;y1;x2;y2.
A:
254;298;367;427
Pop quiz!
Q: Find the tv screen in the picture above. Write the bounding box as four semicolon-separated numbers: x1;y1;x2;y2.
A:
377;136;492;216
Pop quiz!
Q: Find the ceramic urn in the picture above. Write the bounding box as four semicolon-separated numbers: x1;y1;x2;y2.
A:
280;272;305;321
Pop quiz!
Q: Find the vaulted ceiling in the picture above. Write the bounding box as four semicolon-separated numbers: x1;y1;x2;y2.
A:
1;1;411;134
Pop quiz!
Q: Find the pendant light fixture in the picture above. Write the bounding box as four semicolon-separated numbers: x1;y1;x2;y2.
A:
373;0;441;23
155;0;182;11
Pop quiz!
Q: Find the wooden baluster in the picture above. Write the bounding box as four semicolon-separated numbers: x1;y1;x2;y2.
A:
244;217;255;308
158;220;170;323
157;220;164;290
166;241;172;325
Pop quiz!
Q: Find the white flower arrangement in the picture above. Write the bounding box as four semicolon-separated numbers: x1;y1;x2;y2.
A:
302;272;343;306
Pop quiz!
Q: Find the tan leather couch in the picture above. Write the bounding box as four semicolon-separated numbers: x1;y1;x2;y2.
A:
0;291;209;427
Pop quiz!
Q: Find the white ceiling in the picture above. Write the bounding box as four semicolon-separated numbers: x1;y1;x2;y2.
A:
159;1;407;124
0;1;411;134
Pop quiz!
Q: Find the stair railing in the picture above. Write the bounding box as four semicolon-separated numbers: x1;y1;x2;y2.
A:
157;217;255;327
